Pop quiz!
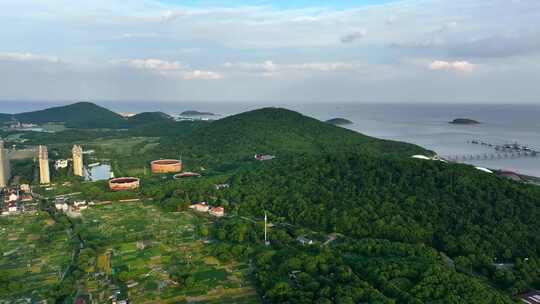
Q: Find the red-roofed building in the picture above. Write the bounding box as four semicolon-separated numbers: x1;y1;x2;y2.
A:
209;206;224;217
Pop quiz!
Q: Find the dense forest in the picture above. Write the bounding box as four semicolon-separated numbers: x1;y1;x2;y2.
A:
223;154;540;290
179;108;428;157
136;151;540;301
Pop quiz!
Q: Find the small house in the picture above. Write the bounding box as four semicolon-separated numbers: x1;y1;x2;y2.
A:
209;207;225;217
189;202;209;212
215;183;230;190
8;193;18;203
296;236;314;245
55;159;69;169
74;200;87;207
8;202;18;213
55;201;68;212
254;154;276;161
20;194;33;202
20;184;31;192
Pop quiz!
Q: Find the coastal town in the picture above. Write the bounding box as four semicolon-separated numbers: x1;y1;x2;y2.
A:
0;118;293;303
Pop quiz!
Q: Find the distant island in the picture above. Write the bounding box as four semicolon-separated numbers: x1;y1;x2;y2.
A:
326;118;353;126
449;118;480;125
180;110;216;116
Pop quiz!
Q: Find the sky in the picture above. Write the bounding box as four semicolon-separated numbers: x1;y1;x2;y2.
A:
0;0;539;103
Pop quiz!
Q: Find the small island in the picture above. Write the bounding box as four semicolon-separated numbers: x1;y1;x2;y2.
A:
449;118;480;125
326;118;353;126
180;110;216;116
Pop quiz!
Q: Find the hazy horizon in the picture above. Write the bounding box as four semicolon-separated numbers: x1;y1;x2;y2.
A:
2;100;540;115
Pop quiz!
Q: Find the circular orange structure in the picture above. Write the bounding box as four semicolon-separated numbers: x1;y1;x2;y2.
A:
109;177;140;191
173;172;201;179
151;159;182;174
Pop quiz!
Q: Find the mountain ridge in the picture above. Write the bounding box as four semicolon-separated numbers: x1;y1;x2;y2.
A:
166;107;430;162
1;102;126;129
0;102;177;129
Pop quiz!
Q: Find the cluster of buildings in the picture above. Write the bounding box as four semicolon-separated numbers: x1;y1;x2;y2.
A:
55;196;93;217
8;122;39;130
0;140;85;187
189;202;225;217
1;184;35;216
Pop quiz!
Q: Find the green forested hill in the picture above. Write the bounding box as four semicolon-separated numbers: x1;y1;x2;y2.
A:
11;102;127;129
2;103;181;130
0;113;12;123
127;111;173;126
219;154;540;294
225;154;540;256
164;108;429;163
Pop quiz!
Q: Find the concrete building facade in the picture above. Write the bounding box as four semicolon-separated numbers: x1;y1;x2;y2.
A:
0;141;11;188
38;145;50;184
72;145;84;177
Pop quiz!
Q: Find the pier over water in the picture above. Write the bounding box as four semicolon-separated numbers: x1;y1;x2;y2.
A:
443;139;539;162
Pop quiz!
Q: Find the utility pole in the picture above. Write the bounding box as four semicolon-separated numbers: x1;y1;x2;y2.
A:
264;212;269;246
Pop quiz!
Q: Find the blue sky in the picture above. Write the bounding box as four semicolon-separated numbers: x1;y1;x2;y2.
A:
0;0;539;103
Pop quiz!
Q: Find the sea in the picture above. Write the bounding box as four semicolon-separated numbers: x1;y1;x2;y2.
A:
2;101;540;177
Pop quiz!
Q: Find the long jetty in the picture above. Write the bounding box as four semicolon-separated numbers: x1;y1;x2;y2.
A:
445;151;538;162
444;139;539;162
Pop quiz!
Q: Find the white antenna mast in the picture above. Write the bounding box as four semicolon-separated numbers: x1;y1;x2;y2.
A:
264;212;269;246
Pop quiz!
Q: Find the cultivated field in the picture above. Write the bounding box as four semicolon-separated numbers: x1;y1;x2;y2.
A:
79;202;259;303
0;212;71;301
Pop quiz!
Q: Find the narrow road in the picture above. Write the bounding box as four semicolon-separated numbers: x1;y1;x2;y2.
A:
36;196;85;287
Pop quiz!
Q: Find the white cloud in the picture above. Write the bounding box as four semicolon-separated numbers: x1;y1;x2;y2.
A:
223;60;360;77
119;33;158;39
289;62;358;72
340;29;367;43
182;70;224;80
0;52;59;63
127;59;187;72
224;60;277;73
429;60;476;72
1;0;539;102
161;10;189;23
121;58;223;80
